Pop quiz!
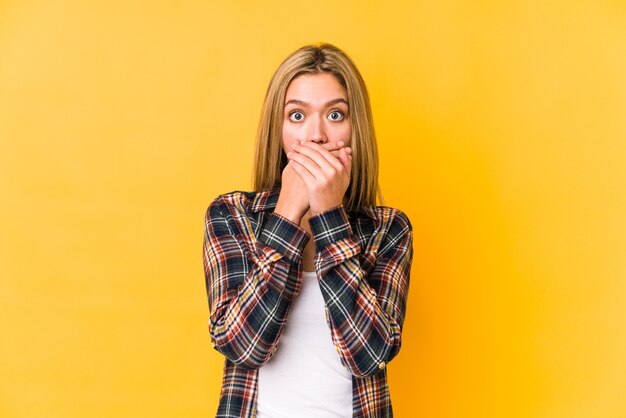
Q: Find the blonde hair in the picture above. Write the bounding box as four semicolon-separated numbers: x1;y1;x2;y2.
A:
252;43;381;211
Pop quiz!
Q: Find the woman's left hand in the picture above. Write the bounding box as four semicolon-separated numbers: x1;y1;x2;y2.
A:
287;141;352;215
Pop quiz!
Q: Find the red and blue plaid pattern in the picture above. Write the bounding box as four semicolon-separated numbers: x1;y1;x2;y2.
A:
203;188;413;417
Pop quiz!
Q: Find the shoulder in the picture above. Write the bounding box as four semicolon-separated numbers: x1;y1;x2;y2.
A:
367;206;413;256
205;190;256;220
209;190;255;209
369;205;412;232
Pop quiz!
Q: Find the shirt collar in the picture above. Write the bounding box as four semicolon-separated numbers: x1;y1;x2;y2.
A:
252;187;377;220
251;187;281;213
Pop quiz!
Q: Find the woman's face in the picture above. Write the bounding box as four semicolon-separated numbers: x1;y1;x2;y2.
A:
282;72;351;155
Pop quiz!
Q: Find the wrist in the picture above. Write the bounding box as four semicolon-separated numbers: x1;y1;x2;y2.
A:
275;199;306;224
310;200;343;216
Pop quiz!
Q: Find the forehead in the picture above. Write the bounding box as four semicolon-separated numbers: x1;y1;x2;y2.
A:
285;73;348;102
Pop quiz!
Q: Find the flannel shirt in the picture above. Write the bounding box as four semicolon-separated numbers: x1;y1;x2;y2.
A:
203;187;413;417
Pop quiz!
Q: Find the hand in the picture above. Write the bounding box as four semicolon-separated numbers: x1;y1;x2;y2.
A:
274;162;309;223
286;141;352;215
274;141;349;224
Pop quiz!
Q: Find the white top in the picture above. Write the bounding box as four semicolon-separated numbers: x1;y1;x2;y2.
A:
256;271;353;418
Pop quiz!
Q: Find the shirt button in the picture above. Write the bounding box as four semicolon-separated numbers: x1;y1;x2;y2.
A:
378;362;386;370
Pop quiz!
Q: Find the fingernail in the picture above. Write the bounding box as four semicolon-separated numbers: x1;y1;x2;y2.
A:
338;141;344;147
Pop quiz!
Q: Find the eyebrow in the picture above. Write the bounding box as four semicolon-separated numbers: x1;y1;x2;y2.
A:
284;98;349;107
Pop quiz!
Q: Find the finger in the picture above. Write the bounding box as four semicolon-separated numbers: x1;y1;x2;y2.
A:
317;142;351;156
289;160;317;189
319;140;346;152
345;154;352;175
299;140;343;150
295;142;344;173
294;146;342;177
330;146;351;159
287;151;327;180
338;147;349;166
340;154;352;180
298;140;349;157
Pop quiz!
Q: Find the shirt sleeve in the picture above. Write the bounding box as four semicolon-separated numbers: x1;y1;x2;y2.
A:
203;195;310;369
308;205;413;378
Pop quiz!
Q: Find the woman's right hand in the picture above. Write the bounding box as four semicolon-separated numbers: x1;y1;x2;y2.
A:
275;141;349;224
275;162;309;224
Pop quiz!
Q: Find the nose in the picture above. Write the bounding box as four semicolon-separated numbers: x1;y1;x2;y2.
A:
306;116;327;144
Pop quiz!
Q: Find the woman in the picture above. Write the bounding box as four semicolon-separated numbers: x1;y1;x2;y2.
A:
203;43;413;418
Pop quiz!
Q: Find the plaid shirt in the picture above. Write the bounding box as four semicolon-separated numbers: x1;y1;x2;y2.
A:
203;188;413;417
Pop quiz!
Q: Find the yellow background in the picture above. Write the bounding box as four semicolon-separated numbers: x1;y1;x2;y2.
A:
1;1;625;417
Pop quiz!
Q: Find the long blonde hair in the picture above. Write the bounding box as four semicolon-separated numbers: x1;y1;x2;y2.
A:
252;43;381;211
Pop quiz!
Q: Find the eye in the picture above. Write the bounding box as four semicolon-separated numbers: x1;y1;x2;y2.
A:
328;110;344;121
288;111;304;122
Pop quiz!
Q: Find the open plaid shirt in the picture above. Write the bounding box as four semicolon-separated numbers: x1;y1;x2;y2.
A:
203;188;413;417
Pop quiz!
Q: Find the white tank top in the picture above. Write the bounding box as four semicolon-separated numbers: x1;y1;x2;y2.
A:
256;271;353;418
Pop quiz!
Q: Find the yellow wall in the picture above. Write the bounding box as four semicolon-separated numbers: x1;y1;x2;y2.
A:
1;1;625;417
